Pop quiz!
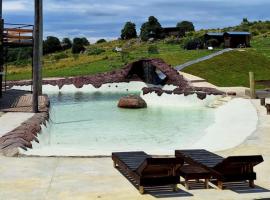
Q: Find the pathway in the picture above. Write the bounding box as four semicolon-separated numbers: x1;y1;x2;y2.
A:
175;48;233;71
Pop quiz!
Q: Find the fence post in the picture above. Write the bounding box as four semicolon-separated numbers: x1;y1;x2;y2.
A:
249;72;256;99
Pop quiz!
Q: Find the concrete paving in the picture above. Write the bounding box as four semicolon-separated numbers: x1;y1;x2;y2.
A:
0;112;34;137
0;98;269;200
0;75;270;200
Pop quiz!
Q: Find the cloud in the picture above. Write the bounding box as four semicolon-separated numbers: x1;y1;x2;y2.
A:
2;0;270;41
3;0;31;12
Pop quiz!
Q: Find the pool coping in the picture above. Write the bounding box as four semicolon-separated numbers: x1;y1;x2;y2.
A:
0;96;50;157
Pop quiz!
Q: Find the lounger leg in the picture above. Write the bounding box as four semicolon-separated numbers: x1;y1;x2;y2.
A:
196;179;200;183
113;161;117;168
185;180;189;190
172;184;178;192
139;186;145;194
205;179;209;189
249;180;255;188
217;181;223;190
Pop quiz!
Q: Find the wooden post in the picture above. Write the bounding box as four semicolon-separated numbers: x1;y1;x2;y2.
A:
139;186;145;194
261;98;266;106
0;19;3;98
0;0;3;98
205;179;209;189
249;72;256;99
33;0;43;113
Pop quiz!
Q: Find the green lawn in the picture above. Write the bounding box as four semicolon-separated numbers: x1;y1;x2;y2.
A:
7;40;217;81
251;33;270;59
183;50;270;87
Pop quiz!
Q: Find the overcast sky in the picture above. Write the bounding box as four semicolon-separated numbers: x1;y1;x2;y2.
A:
3;0;270;42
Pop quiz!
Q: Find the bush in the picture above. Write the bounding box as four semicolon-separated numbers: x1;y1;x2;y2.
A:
87;47;105;55
206;39;220;47
43;36;62;54
81;37;90;46
96;39;107;44
72;38;86;54
251;30;260;36
62;38;72;50
148;45;159;54
53;52;68;61
121;51;130;64
121;22;137;40
184;38;204;50
164;36;181;44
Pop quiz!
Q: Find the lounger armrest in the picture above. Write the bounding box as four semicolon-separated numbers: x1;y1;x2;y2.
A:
136;157;184;176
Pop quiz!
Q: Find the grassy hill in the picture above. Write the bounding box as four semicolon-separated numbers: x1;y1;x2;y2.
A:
183;32;270;88
7;40;217;81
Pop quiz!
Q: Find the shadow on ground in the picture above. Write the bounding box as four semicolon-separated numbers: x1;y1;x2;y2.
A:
219;181;270;194
115;167;193;198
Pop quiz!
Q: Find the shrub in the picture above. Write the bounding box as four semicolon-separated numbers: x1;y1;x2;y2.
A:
96;39;107;44
121;51;130;64
43;36;62;54
81;37;90;46
62;38;72;50
164;36;181;44
72;38;86;54
53;52;68;61
148;45;159;54
121;22;137;40
184;38;204;50
87;47;105;55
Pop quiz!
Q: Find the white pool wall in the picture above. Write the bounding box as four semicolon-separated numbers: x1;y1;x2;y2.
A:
12;82;219;108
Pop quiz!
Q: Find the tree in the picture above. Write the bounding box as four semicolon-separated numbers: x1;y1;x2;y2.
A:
43;36;62;54
96;39;107;44
140;16;164;41
62;38;72;50
72;38;86;54
81;37;90;46
121;22;137;40
177;21;195;32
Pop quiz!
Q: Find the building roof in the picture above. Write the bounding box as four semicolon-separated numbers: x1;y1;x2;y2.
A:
206;32;251;37
225;32;251;36
206;32;224;37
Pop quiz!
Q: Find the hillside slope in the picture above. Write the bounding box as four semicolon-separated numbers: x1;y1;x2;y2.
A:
182;50;270;87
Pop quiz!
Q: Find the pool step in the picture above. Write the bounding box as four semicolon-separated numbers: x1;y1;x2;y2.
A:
207;96;232;108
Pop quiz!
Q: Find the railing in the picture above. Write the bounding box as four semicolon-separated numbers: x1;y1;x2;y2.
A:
3;23;34;47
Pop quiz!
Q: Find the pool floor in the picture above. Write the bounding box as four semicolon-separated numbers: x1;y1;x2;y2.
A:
23;91;215;156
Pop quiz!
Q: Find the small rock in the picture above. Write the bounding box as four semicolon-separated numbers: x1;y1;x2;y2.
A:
118;95;147;109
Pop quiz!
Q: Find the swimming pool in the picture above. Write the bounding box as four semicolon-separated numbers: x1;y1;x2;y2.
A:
18;83;257;156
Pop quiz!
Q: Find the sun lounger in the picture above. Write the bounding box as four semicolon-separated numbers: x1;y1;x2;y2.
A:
175;149;264;189
112;151;184;194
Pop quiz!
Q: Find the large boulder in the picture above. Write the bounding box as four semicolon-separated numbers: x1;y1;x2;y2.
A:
118;95;147;109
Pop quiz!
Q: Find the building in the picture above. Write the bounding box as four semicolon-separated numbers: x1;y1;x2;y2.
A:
163;27;185;38
205;32;251;48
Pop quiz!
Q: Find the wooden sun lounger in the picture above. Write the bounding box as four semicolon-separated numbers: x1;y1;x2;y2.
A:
175;149;264;190
112;151;184;194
